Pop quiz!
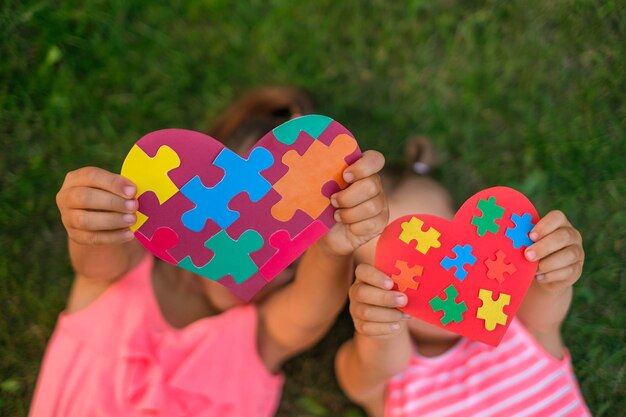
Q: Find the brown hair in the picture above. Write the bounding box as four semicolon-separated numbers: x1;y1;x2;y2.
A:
208;86;316;152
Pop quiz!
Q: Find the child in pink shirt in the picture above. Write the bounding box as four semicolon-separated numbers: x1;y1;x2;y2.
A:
30;87;389;417
336;147;591;417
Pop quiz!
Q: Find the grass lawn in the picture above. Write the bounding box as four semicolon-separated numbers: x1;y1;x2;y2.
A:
1;0;624;415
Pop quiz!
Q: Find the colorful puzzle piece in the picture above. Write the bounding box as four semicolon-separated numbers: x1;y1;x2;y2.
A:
272;115;333;145
477;289;511;331
484;250;517;283
391;260;423;292
429;284;467;325
471;196;504;236
121;144;180;204
181;147;274;231
178;230;263;284
399;217;441;254
505;213;534;249
135;227;178;264
440;244;476;281
258;221;328;281
271;134;357;222
137;191;219;268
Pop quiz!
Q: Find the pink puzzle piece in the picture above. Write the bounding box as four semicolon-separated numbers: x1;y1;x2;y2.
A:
259;221;329;281
135;227;178;264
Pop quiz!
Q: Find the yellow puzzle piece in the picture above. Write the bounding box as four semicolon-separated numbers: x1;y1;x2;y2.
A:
121;145;181;231
476;289;511;331
399;217;442;255
121;145;181;205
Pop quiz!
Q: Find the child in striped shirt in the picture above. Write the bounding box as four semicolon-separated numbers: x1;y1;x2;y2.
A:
335;144;591;417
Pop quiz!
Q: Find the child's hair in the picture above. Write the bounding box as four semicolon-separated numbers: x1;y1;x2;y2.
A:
208;86;316;150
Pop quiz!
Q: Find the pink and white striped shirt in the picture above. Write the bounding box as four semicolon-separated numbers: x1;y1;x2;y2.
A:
385;319;590;417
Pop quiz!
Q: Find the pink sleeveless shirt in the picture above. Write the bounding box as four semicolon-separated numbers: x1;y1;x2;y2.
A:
29;256;283;417
385;319;591;417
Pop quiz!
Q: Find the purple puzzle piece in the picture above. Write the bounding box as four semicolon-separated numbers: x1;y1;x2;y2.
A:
137;191;219;267
134;129;225;189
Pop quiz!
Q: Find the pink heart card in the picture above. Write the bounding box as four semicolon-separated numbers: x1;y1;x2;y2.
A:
121;115;361;300
375;187;539;346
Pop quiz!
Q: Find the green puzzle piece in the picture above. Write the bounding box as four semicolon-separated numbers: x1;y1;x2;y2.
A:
429;284;467;325
178;229;263;284
471;196;505;236
272;114;333;145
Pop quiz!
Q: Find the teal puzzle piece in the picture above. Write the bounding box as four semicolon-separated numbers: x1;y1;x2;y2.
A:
177;229;264;284
272;114;333;145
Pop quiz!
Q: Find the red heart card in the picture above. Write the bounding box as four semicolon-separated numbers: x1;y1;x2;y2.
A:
121;115;361;300
374;187;539;346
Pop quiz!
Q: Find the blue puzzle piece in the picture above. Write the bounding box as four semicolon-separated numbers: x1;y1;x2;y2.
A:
180;147;274;231
440;244;476;281
505;213;534;249
272;114;333;145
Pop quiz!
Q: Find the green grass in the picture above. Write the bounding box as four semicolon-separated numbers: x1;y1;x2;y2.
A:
1;0;625;415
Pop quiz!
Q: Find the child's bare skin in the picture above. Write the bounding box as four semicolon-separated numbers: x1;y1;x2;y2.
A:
56;150;389;373
336;176;584;417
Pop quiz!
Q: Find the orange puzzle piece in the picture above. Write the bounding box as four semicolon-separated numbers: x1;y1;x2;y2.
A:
484;250;517;283
391;260;423;292
271;134;358;222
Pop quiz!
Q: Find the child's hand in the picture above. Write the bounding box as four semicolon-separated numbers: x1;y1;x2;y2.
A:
56;167;138;245
524;210;584;291
349;264;409;338
319;151;388;256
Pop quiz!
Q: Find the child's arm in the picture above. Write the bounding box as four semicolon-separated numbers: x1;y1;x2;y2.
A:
518;210;584;358
56;167;144;285
335;264;412;417
258;151;389;372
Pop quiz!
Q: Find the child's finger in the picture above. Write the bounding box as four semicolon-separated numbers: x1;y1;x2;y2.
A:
69;228;134;245
331;176;382;209
536;244;585;275
66;187;137;213
354;319;402;336
525;227;582;262
334;193;386;224
536;261;583;284
529;210;571;242
342;150;385;183
65;167;137;199
351;304;408;323
67;210;137;231
348;215;388;238
350;281;407;308
355;264;395;289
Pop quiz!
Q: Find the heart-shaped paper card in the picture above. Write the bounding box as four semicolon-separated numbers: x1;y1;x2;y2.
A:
121;115;361;300
375;187;539;346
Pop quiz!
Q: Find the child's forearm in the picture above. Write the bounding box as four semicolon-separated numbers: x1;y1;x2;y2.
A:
517;282;572;357
259;241;353;371
336;328;411;413
263;242;352;344
69;238;145;281
518;282;572;332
